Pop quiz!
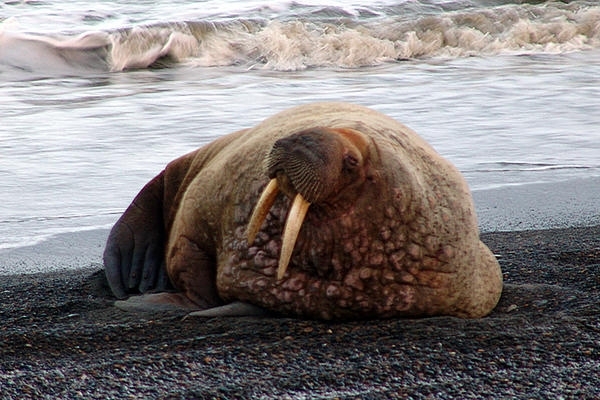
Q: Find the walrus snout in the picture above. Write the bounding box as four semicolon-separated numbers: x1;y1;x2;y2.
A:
266;128;343;203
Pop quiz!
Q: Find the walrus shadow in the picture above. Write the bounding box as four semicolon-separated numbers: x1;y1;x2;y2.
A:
493;283;596;318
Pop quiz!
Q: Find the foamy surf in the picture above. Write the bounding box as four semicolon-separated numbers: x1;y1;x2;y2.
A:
1;1;599;76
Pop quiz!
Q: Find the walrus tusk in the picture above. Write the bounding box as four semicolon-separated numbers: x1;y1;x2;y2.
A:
278;193;310;280
247;179;311;280
247;179;280;245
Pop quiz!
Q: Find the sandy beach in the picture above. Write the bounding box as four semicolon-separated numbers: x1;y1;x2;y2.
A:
1;178;599;399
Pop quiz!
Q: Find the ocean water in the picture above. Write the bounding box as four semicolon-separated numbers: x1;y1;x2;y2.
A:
1;0;599;252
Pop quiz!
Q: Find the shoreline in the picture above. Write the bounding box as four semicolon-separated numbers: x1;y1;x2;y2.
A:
472;176;600;232
1;176;599;276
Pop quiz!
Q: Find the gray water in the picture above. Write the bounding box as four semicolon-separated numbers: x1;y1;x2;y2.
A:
1;0;599;254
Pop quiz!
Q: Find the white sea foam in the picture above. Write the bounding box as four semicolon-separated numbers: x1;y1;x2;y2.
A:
2;2;599;74
103;2;600;71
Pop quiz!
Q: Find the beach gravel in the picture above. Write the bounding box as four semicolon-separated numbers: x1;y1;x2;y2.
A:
1;226;599;399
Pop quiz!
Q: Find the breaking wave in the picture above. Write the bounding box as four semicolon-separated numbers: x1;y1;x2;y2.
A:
1;1;599;74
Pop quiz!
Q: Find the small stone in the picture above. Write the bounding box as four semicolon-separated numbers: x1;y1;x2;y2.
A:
369;253;384;266
382;270;395;283
359;267;373;280
326;284;340;298
380;227;391;241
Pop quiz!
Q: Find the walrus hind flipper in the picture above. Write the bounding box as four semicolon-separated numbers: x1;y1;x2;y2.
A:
104;172;170;299
115;296;269;318
114;292;198;314
187;302;270;318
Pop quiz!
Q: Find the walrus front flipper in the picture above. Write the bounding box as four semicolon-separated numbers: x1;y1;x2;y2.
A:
104;172;169;299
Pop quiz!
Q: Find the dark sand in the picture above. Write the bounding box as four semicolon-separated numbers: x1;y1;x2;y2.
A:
1;178;599;399
0;225;598;399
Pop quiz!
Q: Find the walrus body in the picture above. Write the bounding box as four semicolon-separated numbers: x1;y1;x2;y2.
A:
104;102;502;320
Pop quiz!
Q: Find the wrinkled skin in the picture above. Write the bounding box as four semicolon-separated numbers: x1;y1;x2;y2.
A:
104;102;502;320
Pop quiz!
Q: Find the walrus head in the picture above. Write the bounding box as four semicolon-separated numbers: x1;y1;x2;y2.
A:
247;127;373;280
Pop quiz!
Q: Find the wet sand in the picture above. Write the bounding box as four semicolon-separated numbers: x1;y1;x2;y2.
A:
1;179;599;398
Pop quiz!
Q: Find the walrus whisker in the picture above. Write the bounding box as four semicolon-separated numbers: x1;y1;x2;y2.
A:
247;179;279;245
278;193;310;280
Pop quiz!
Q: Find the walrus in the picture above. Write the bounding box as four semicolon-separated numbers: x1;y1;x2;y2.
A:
103;102;502;320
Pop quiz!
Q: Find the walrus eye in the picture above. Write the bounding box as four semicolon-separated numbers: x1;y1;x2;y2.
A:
343;153;359;171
